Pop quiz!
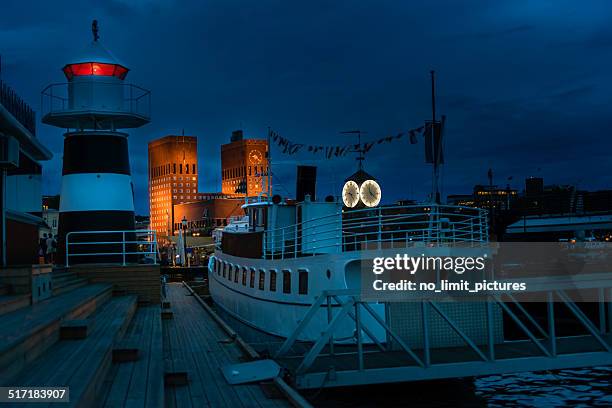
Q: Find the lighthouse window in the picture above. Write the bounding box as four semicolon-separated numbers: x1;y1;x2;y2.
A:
192;164;196;174
258;270;265;290
242;267;247;286
249;268;256;288
234;267;239;283
180;164;183;174
298;270;309;295
282;270;291;294
228;265;233;281
269;270;277;292
173;164;177;174
222;262;227;278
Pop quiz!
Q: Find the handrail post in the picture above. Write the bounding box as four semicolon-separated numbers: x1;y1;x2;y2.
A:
355;300;364;371
421;300;431;366
377;207;382;250
327;295;334;356
122;231;126;266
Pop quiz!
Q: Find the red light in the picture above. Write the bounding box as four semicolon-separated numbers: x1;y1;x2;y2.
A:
62;62;129;80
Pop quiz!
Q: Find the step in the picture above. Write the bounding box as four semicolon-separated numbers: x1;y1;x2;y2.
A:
101;306;164;408
60;319;91;340
0;283;113;384
53;278;88;296
10;295;138;408
0;294;30;316
52;273;79;284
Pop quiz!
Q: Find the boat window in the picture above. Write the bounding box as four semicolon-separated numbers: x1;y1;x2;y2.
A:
258;269;265;290
242;267;247;286
269;270;277;292
250;268;256;288
298;269;308;295
222;262;226;278
216;260;221;276
282;270;291;294
228;264;233;281
234;266;239;283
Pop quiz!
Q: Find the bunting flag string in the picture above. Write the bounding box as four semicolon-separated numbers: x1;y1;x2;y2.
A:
269;124;427;158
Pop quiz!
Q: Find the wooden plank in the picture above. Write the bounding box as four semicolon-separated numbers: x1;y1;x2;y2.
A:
144;308;164;408
164;284;291;408
103;306;146;408
64;296;137;408
124;305;154;407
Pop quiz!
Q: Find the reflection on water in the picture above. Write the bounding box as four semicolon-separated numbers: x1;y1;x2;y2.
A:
211;301;612;407
474;367;612;407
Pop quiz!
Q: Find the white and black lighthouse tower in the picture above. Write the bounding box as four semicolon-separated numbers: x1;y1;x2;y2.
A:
42;21;150;264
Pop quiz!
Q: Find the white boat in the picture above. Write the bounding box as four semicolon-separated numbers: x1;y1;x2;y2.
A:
208;195;488;342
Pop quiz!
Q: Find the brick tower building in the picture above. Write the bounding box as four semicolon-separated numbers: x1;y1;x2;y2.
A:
148;135;199;239
221;130;269;197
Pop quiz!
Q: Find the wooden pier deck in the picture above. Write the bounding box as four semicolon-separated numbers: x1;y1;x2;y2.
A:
162;283;291;408
100;305;164;408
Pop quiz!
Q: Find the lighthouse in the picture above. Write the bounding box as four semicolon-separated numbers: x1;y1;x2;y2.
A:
42;21;151;264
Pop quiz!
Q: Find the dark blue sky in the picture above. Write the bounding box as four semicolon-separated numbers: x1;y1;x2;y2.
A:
3;0;612;214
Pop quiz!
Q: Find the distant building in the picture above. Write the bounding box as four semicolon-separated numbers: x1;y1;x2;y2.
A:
0;75;53;265
148;135;199;238
447;186;518;211
525;176;544;197
42;195;60;237
221;130;269;197
446;194;475;208
473;185;518;211
134;215;151;231
173;198;245;235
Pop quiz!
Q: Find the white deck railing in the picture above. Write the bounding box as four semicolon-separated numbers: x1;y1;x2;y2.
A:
263;204;488;259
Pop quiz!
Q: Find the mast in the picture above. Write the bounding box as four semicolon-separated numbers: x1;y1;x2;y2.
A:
340;130;366;170
430;70;441;204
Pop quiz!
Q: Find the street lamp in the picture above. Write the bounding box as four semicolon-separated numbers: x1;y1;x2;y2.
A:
181;216;188;266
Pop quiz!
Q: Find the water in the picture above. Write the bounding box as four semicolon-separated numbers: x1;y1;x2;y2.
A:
473;368;612;407
210;302;612;407
298;368;612;407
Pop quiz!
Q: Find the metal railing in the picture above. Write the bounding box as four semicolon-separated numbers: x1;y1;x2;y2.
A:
263;204;489;259
65;229;158;267
275;281;612;389
0;80;36;135
41;82;151;119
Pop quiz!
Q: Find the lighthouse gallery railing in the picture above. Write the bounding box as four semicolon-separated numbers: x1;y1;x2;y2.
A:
263;204;489;259
41;82;151;120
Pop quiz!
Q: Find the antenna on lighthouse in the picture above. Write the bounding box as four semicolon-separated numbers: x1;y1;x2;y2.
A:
92;20;100;42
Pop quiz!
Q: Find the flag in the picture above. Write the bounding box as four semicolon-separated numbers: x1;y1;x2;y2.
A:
409;130;418;144
424;120;444;164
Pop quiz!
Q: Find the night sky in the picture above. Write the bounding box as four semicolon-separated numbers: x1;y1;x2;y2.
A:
2;0;612;215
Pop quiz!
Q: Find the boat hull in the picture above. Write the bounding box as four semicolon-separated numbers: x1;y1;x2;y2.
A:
208;250;387;342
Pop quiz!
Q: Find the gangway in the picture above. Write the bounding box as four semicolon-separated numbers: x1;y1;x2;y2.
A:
274;273;612;389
